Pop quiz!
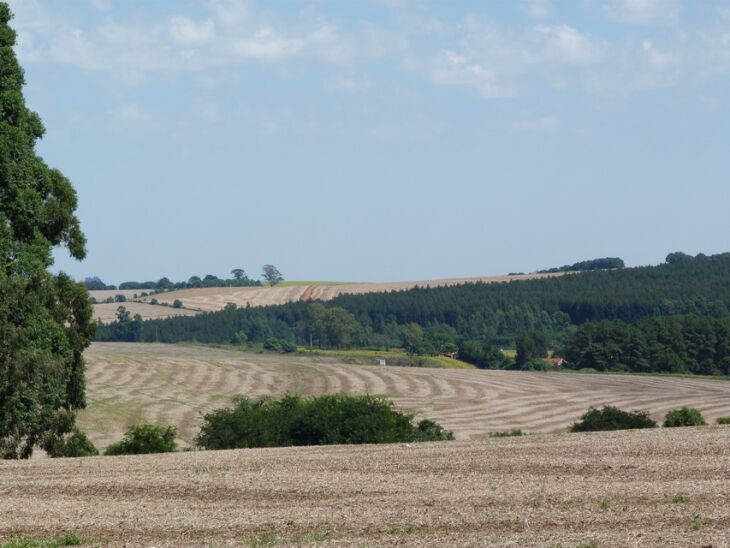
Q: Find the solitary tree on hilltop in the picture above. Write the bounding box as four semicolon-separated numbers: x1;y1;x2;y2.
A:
231;268;246;280
0;3;94;459
262;264;284;286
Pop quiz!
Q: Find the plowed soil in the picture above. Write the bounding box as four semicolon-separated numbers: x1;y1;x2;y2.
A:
1;427;729;546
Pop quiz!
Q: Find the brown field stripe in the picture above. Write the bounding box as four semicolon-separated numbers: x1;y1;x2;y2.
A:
299;285;315;302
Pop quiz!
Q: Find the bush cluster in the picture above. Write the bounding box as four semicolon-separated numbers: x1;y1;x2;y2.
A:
196;394;453;449
104;424;177;456
263;338;297;353
663;407;706;427
571;406;657;432
42;428;99;458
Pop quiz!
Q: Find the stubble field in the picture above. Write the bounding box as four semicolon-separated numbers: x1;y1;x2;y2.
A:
1;427;729;546
78;343;730;450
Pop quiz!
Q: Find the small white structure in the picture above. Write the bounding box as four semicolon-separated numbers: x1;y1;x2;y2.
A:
376;358;386;366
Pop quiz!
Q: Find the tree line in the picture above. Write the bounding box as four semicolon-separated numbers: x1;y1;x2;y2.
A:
564;315;730;375
84;264;286;292
538;256;626;273
96;252;730;375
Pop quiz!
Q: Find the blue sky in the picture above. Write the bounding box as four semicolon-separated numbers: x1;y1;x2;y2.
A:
10;0;730;283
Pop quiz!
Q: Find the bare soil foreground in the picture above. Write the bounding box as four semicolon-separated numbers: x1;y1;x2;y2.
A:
1;427;729;546
90;272;566;320
79;343;730;450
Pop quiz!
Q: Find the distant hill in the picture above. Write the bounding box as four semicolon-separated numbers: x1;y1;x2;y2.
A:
89;272;566;322
96;252;730;376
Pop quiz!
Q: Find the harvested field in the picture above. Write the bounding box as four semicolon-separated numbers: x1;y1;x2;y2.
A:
132;272;567;314
88;289;150;300
1;427;729;546
79;343;730;451
91;302;198;323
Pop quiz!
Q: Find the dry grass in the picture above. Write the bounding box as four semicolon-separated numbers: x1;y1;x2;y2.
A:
78;343;730;451
2;427;729;546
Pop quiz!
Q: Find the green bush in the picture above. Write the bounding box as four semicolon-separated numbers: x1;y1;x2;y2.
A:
663;407;706;427
716;417;730;425
104;424;177;456
42;428;98;458
489;429;525;438
571;406;657;432
172;299;183;309
263;337;296;353
196;394;454;449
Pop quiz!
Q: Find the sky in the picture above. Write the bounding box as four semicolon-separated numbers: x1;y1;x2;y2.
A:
9;0;730;283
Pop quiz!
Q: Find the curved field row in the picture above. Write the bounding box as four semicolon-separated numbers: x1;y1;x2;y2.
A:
89;272;567;319
79;343;730;450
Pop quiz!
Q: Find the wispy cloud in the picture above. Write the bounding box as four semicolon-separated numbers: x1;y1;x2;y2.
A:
602;0;680;25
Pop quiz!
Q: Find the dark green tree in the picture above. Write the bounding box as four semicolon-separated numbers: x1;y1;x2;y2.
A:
0;3;94;459
231;268;245;280
262;264;283;286
515;330;547;368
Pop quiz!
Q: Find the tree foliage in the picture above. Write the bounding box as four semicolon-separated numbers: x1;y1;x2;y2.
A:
0;4;94;459
262;264;283;286
571;406;657;432
104;423;177;456
195;393;453;450
663;407;706;427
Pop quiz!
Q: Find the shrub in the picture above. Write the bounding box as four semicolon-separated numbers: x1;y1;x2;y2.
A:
172;299;183;308
263;337;296;353
150;298;158;305
716;417;730;425
571;406;657;432
114;294;127;303
104;424;177;456
663;407;706;427
42;428;98;458
489;429;525;438
196;394;454;450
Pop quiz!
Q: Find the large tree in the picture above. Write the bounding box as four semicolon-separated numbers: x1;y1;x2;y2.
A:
262;264;283;286
0;3;94;458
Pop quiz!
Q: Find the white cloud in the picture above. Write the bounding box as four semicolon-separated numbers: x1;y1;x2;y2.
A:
208;0;252;28
323;74;373;93
536;25;607;64
118;103;145;123
228;27;303;60
513;115;559;132
431;50;518;98
169;16;215;47
525;0;552;20
603;0;679;25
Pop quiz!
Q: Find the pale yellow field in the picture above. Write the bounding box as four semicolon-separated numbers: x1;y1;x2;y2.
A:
91;302;198;323
115;272;567;315
79;343;730;451
2;427;729;546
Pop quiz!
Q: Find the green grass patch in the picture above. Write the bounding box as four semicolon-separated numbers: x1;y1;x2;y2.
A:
716;417;730;424
489;428;526;438
298;347;475;369
2;534;84;548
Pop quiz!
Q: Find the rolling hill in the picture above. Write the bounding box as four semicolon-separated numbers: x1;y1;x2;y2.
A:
79;343;730;450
